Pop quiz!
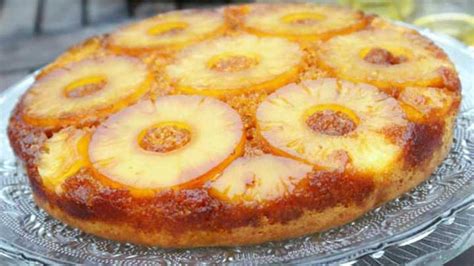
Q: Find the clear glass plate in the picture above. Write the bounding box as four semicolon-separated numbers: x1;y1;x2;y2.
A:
0;25;473;264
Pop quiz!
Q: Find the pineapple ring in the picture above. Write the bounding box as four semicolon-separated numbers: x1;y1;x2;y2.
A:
256;78;408;173
38;127;90;193
107;10;226;54
23;56;152;127
399;86;455;122
210;155;312;203
317;28;454;90
242;3;368;41
89;96;244;190
38;36;105;79
166;34;303;96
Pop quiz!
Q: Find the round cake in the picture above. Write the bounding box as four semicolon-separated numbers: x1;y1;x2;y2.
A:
7;3;461;247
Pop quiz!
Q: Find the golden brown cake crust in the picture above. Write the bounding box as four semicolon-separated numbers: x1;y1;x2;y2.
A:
10;112;455;247
31;123;452;248
7;3;461;247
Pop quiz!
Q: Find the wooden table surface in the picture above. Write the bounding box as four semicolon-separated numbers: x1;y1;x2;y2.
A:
0;0;183;92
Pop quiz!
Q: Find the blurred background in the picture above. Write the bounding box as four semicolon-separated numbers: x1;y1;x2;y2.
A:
0;0;472;263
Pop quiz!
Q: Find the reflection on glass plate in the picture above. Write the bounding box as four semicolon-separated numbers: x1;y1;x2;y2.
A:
0;25;473;264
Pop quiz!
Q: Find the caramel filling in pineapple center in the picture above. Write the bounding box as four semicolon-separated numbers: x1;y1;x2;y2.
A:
64;76;107;98
305;104;359;136
281;12;325;25
361;47;409;65
147;21;188;36
138;122;191;153
208;53;260;72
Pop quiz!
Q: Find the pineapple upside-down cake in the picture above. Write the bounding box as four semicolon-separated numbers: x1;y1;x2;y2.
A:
8;3;461;247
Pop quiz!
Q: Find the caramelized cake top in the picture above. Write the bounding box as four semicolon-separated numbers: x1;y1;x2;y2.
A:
7;3;460;232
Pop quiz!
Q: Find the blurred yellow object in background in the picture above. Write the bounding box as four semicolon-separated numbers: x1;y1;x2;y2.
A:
337;0;473;47
338;0;414;20
414;13;474;46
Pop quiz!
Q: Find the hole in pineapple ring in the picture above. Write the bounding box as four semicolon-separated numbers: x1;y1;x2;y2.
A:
281;12;325;25
64;76;107;98
138;122;192;153
147;21;188;36
304;104;359;136
360;47;412;65
207;53;260;72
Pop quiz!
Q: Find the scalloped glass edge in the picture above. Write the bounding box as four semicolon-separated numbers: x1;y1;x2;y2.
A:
0;23;472;264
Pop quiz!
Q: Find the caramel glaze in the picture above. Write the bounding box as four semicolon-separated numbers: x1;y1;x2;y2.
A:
404;122;445;167
9;100;375;235
23;161;376;234
10;106;376;234
8;98;458;235
6;7;462;236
